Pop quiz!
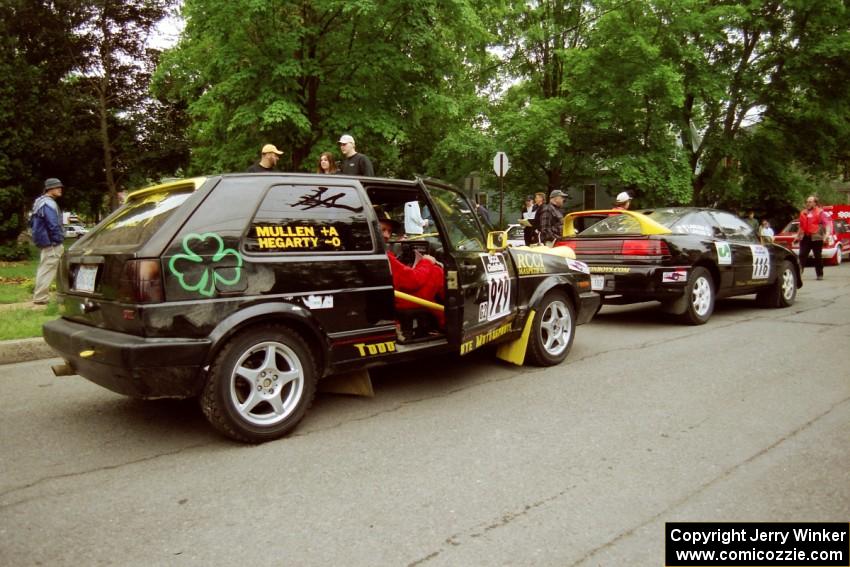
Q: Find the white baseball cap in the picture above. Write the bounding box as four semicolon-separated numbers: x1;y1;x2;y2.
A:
338;134;355;145
616;191;631;203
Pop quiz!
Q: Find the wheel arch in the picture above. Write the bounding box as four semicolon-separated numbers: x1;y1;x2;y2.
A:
204;302;328;376
662;261;717;317
779;249;803;287
525;275;578;313
693;258;720;289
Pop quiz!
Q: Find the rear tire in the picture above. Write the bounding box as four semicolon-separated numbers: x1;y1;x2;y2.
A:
678;267;714;325
526;290;576;366
201;325;317;443
756;260;797;308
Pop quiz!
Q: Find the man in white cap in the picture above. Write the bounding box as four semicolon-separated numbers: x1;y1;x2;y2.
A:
247;143;283;172
338;134;374;176
31;178;65;305
613;191;631;210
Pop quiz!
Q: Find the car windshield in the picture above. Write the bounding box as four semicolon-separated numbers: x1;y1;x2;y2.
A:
424;184;485;251
82;185;195;252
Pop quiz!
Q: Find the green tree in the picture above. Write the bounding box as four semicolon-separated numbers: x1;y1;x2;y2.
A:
0;0;85;258
0;0;183;259
486;0;590;198
565;0;691;205
71;0;173;210
153;0;490;177
484;0;850;211
656;0;850;206
484;0;688;207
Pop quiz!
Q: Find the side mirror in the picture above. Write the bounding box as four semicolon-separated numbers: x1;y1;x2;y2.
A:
487;231;508;251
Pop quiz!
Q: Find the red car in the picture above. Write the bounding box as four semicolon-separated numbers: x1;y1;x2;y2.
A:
773;206;850;266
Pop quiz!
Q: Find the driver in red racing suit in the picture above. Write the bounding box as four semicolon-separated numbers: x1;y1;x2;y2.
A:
379;216;445;326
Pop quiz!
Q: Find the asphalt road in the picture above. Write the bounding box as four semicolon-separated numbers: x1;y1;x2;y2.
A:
1;266;848;566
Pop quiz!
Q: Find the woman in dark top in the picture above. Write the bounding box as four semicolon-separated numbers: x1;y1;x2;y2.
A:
317;152;339;174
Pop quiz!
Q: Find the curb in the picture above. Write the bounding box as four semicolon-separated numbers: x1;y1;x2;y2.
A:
0;301;57;365
0;337;57;366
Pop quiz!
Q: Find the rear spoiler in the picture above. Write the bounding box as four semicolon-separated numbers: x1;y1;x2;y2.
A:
563;209;672;237
125;177;208;203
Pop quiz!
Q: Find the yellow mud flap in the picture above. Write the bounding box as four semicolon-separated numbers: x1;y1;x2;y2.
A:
495;310;536;366
318;369;375;397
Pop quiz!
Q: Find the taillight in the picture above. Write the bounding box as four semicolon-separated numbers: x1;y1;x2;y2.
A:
621;239;670;256
119;259;164;303
556;240;576;250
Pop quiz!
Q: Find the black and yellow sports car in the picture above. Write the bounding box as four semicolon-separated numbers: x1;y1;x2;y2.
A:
556;208;803;324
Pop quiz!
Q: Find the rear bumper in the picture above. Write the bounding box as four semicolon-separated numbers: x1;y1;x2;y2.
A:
42;319;211;399
590;265;687;303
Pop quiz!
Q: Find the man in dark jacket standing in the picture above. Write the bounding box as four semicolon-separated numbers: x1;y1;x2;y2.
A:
31;178;65;304
338;134;374;176
536;190;567;246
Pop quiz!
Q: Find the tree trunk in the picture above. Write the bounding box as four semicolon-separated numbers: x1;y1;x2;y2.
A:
98;81;118;211
547;168;562;195
98;8;119;212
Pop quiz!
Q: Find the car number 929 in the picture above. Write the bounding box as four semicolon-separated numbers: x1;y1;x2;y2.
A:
482;253;511;321
488;273;511;319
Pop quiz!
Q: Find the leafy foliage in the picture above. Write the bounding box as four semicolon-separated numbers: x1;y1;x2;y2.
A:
0;0;185;255
153;0;491;178
2;0;849;248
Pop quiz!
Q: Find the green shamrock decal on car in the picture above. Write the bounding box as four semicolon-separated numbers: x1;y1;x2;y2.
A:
168;232;243;297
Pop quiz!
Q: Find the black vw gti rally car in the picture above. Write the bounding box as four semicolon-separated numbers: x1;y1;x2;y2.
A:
44;174;599;442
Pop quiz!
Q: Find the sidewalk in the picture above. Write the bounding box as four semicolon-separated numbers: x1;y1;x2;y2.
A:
0;301;58;365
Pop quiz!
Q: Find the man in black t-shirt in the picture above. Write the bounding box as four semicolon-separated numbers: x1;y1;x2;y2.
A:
338;134;374;176
247;143;283;172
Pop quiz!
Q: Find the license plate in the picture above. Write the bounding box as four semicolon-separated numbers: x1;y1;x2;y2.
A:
591;274;605;291
74;265;98;293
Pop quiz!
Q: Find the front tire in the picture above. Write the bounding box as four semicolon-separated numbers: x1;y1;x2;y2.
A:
678;267;714;325
756;259;797;308
201;325;317;443
526;290;576;366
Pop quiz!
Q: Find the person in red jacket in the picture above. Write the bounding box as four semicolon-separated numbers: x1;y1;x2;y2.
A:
794;195;832;280
379;216;445;325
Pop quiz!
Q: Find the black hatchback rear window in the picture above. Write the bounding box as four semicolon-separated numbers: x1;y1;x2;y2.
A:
82;185;196;252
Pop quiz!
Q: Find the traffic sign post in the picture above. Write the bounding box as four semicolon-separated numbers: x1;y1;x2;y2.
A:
493;152;510;228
